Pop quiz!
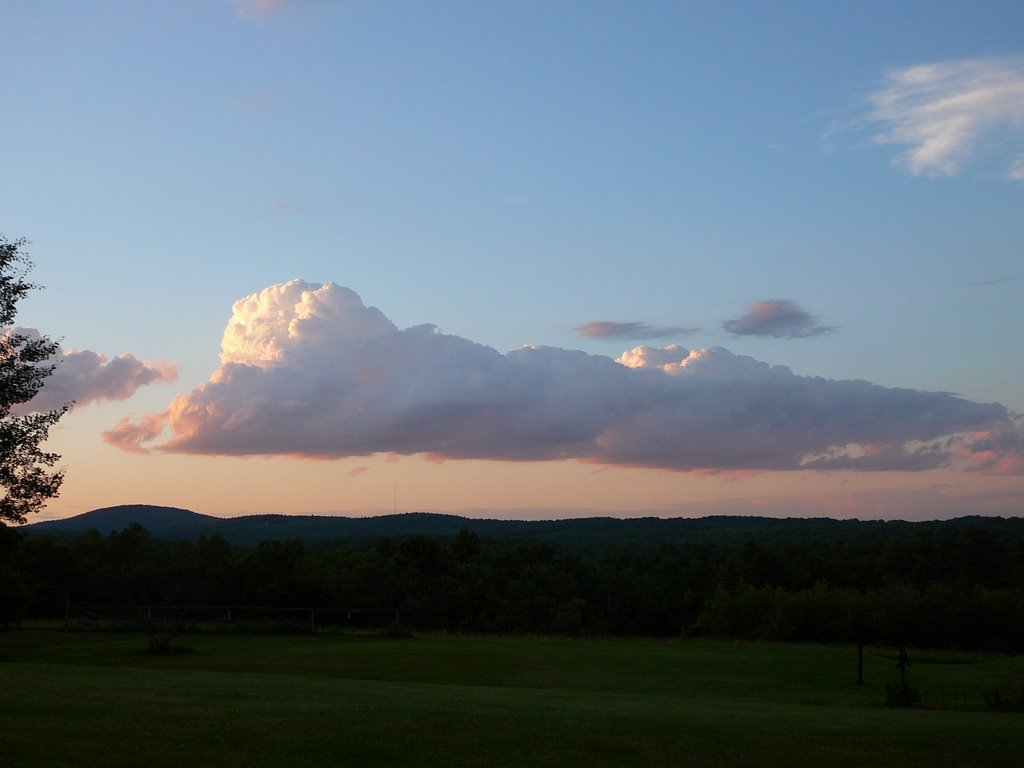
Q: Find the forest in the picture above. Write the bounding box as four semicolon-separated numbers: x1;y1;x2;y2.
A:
2;515;1023;651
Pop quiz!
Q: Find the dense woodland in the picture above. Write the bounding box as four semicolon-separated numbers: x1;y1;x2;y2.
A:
2;515;1023;651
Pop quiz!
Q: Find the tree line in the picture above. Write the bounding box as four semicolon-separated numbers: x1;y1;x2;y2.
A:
0;234;1020;650
3;517;1023;650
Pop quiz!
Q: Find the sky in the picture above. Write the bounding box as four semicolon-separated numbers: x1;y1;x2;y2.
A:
2;0;1023;522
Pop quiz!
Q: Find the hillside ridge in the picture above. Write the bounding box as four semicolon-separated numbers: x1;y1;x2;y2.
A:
21;503;1022;549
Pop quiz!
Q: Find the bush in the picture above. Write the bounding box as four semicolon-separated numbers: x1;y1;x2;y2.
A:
883;677;921;707
137;609;194;654
0;565;32;627
983;675;1024;712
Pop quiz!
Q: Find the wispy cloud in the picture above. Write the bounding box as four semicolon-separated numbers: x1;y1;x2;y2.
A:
103;412;170;455
970;274;1016;287
722;300;835;339
103;280;1018;474
5;327;177;416
866;56;1024;179
269;200;312;216
670;487;1024;521
574;321;696;341
228;89;285;117
230;0;294;21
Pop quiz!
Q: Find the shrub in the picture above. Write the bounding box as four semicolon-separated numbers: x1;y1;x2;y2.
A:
983;675;1024;712
883;677;921;707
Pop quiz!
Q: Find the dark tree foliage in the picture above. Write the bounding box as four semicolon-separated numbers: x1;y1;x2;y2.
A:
0;236;66;525
8;518;1024;650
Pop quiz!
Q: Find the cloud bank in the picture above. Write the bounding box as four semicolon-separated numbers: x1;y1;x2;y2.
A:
723;300;835;338
4;327;177;416
103;280;1021;474
574;321;696;340
867;56;1024;179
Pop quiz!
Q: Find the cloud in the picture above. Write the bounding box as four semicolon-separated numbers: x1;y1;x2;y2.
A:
103;280;1020;474
722;300;835;338
615;344;689;369
670;487;1024;521
866;56;1024;179
1011;156;1024;180
269;200;312;216
574;321;697;340
230;0;293;20
971;274;1016;287
955;422;1024;476
228;89;285;117
4;327;177;416
102;412;170;455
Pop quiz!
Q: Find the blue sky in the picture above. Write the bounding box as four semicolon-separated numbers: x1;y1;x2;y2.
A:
3;1;1023;520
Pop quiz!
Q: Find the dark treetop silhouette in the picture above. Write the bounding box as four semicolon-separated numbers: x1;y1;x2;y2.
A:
0;235;65;525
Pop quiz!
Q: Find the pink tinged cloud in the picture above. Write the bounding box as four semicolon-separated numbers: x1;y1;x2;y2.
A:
102;412;170;455
104;280;1020;474
4;327;177;416
723;300;835;339
954;425;1024;476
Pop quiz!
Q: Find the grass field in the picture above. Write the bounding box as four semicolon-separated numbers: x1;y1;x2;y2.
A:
1;629;1021;767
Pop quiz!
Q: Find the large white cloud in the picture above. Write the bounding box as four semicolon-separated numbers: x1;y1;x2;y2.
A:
103;280;1019;473
867;56;1024;179
5;327;177;416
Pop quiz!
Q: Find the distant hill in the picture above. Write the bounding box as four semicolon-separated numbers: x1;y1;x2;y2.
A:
26;505;223;540
21;504;853;547
21;503;1023;549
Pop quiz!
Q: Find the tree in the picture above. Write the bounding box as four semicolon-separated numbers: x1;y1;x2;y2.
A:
0;236;66;525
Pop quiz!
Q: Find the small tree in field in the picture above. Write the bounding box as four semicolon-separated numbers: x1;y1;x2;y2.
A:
0;236;66;525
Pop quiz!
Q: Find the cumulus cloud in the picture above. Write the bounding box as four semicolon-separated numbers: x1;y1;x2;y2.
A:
867;56;1024;178
103;280;1020;474
4;327;177;416
615;344;690;370
574;321;696;340
722;300;835;339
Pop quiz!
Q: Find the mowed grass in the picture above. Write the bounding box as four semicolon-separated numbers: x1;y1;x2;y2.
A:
1;630;1021;767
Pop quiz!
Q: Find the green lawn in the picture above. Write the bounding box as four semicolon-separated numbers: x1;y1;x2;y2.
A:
1;630;1020;767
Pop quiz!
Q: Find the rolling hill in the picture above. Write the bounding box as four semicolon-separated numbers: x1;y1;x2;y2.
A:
21;503;1018;549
